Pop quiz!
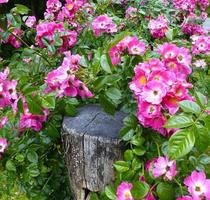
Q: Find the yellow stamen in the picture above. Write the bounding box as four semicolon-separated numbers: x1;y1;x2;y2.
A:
139;76;147;85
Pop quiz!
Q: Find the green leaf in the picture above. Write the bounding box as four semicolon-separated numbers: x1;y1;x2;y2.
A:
194;126;210;152
27;151;38;163
105;87;122;100
0;15;7;30
100;55;112;73
42;94;56;109
168;130;195;159
131;181;150;199
89;193;99;200
113;161;129;172
15;154;24;162
132;148;146;156
130;136;145;146
120;128;134;141
179;100;201;115
99;94;116;115
13;4;30;15
124;150;134;161
195;91;207;107
105;186;116;200
65;104;77;117
123;115;138;128
94;75;120;90
26;96;43;115
27;163;40;177
17;98;24;113
131;158;141;170
6;160;16;172
22;85;40;96
199;154;210;165
156;183;175;200
53;33;63;46
164;114;193;128
47;124;60;139
165;28;173;40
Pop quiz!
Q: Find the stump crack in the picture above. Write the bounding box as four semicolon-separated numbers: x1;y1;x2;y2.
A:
82;112;101;133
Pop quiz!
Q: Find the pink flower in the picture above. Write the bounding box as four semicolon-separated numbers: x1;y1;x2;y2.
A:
117;36;133;51
0;137;8;154
129;69;147;95
0;0;8;3
141;115;167;136
125;7;137;19
76;80;93;98
163;94;180;115
173;0;196;12
142;81;167;105
152;156;177;180
91;15;117;36
109;46;121;65
138;101;161;118
181;23;205;35
117;182;134;200
157;43;178;60
6;28;22;48
0;116;8;128
0;68;18;110
184;171;210;200
25;16;36;28
173;0;209;12
191;35;210;55
193;59;207;68
23;58;32;63
19;98;49;132
148;15;168;39
145;192;156;200
127;37;146;55
19;113;46;132
45;51;93;98
176;47;192;67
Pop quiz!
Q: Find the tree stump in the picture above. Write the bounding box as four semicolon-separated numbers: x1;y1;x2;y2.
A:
61;104;126;200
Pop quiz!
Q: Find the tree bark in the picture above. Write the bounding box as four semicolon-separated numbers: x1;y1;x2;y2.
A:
62;104;126;200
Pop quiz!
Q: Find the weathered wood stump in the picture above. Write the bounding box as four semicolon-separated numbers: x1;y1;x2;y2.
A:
62;104;126;200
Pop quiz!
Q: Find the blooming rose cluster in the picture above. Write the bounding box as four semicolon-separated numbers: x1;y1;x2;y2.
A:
178;171;210;200
146;156;177;180
91;15;117;37
148;15;168;39
181;23;205;35
45;51;93;98
129;43;193;136
191;35;210;55
44;0;87;22
173;0;209;35
173;0;209;13
19;97;49;132
109;36;146;65
35;21;77;51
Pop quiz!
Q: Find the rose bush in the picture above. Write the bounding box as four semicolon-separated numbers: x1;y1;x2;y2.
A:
0;0;209;199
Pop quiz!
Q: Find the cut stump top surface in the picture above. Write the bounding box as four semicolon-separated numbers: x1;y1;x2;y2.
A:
62;104;126;139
